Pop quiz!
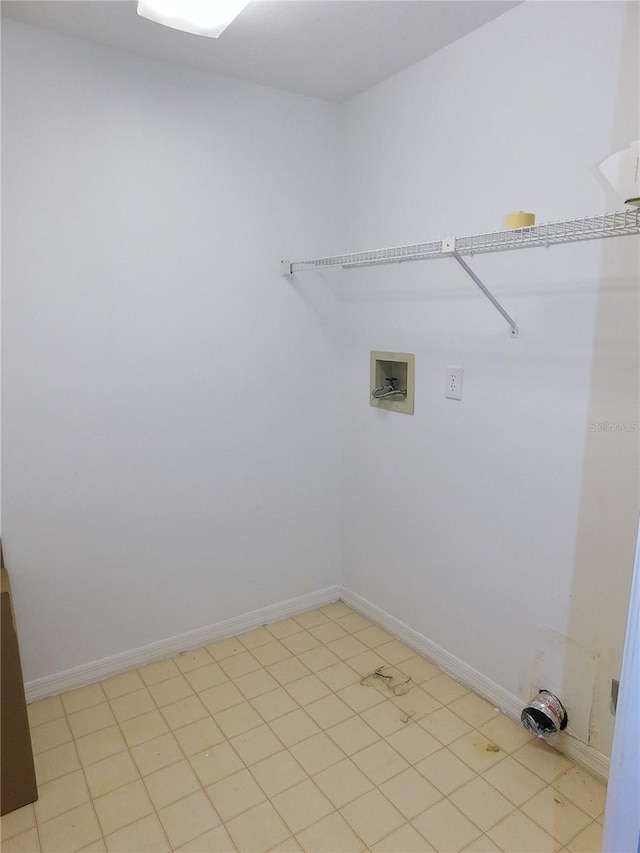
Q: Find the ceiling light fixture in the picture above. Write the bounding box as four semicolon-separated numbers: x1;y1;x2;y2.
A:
137;0;250;38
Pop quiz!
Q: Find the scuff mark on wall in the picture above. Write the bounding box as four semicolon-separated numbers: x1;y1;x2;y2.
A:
525;628;598;743
587;672;599;745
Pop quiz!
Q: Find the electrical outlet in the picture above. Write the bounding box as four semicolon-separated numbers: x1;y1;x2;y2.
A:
445;366;463;400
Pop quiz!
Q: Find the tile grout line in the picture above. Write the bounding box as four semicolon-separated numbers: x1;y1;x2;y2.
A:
70;674;166;850
56;696;107;852
101;664;211;852
130;637;294;851
54;668;181;849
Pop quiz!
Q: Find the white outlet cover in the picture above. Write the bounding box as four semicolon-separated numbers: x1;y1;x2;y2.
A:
445;366;463;400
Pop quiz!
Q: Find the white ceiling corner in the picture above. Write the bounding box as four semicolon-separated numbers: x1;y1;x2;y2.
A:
1;0;520;103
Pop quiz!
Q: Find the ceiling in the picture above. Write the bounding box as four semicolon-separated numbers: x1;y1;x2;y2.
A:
1;1;518;103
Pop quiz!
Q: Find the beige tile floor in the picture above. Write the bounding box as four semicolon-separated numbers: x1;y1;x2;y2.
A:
1;601;607;853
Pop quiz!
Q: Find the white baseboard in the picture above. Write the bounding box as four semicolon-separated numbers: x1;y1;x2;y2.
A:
341;586;610;782
554;731;609;783
25;585;341;704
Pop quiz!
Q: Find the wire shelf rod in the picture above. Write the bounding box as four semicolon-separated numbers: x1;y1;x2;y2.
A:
281;209;640;275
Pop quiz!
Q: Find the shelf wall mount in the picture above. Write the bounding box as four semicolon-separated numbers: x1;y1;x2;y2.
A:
280;209;640;337
439;237;518;337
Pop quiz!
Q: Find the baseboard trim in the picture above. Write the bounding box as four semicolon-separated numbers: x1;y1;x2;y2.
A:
554;732;610;782
25;585;341;704
341;586;609;781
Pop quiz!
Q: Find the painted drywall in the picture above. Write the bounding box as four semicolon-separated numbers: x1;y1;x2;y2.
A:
2;19;343;681
340;1;639;759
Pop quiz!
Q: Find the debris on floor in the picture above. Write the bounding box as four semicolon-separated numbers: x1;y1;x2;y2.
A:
360;665;419;723
360;665;412;697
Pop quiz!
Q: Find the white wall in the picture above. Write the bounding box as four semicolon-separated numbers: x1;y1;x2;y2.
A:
339;1;639;759
2;20;343;681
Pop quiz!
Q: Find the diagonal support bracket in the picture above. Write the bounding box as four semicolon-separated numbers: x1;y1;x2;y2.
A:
449;249;518;338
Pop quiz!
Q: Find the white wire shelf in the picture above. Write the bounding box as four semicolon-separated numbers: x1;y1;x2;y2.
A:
281;209;640;274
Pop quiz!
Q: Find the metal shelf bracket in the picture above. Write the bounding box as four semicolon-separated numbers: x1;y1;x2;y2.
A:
448;248;519;338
